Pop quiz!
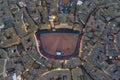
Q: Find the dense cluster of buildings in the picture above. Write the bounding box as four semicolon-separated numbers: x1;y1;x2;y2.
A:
0;0;120;80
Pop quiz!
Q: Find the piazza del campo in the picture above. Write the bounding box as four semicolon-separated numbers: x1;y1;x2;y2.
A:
0;0;120;80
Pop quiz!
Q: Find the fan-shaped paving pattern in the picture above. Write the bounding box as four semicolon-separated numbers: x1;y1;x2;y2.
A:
0;0;120;80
